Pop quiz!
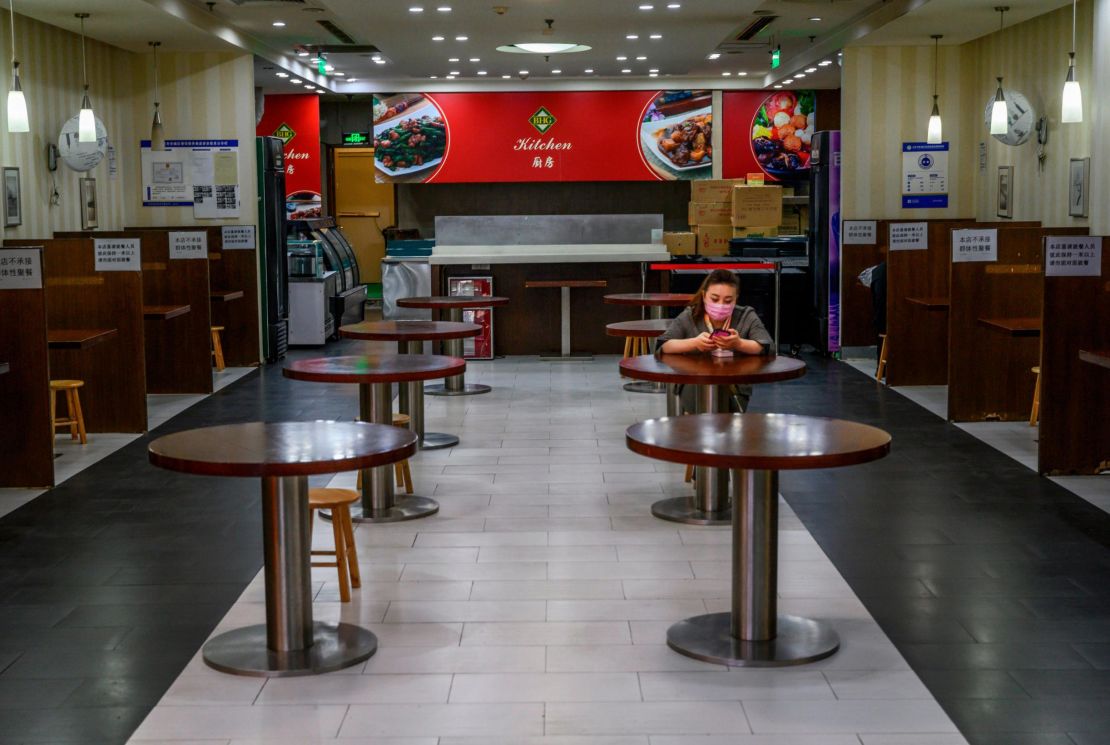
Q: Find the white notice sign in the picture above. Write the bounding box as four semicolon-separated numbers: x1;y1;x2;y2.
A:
889;222;928;251
221;225;256;250
1045;236;1102;277
952;229;998;263
169;231;208;260
844;220;877;245
94;238;141;271
0;248;43;289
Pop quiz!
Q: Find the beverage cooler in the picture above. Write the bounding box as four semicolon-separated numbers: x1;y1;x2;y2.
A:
808;130;842;356
447;276;494;359
257;136;289;362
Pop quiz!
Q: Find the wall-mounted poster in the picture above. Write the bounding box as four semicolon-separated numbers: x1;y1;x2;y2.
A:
3;167;20;227
80;178;98;230
997;165;1013;219
901;142;949;208
371;90;715;184
721;90;816;183
1068;157;1090;218
139;139;241;219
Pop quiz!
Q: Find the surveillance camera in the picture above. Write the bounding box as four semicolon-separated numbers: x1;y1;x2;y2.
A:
492;5;508;15
518;71;529;80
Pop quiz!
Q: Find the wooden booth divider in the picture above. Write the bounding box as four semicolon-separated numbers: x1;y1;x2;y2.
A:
840;222;887;349
1039;238;1109;475
0;247;55;487
5;237;147;433
947;225;1087;422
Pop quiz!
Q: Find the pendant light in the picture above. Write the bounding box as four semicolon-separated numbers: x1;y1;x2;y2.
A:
1061;0;1082;122
926;35;943;144
149;41;165;150
6;0;29;132
989;7;1009;136
76;12;96;143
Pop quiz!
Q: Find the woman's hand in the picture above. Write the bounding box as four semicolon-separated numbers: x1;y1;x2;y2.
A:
715;329;741;350
692;332;716;352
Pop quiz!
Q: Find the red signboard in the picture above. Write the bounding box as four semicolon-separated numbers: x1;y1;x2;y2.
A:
372;90;714;184
722;90;816;184
257;93;322;218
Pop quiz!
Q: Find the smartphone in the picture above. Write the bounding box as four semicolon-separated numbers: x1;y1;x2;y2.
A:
709;329;731;339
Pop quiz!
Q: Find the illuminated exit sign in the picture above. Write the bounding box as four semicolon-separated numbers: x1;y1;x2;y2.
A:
342;131;370;146
771;47;781;69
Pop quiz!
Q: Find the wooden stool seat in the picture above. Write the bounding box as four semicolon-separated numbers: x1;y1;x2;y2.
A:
211;326;226;371
308;487;361;602
50;379;88;445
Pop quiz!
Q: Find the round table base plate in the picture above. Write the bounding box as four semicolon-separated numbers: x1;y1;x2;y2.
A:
420;432;459;450
202;621;377;677
651;496;731;526
667;613;839;667
623;381;666;395
425;383;492;397
349;496;440;523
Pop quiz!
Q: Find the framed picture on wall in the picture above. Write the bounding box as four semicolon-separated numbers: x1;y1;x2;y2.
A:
2;167;20;227
79;178;98;230
997;165;1013;219
1069;157;1090;218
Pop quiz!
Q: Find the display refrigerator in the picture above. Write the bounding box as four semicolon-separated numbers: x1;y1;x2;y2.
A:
447;276;494;359
257;135;289;361
808;130;842;356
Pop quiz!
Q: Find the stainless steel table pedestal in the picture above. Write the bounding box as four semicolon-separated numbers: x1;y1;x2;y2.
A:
623;305;668;394
426;307;491;396
397;340;459;449
651;383;731;526
666;468;839;666
202;474;377;676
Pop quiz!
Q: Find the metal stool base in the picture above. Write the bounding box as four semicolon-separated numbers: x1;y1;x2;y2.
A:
623;381;666;394
425;383;492;396
349;496;440;523
420;432;459;450
202;621;377;677
651;496;731;526
667;613;839;667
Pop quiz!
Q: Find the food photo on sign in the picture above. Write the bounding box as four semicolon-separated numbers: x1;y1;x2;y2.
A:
638;90;714;181
721;90;817;182
373;94;448;183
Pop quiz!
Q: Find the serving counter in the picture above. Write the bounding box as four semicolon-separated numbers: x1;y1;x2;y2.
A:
430;243;670;266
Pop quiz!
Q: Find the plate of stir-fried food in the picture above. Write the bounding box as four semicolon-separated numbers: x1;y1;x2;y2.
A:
641;108;713;172
373;102;448;176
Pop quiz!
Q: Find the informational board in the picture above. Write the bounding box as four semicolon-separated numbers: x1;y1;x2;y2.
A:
140;139;240;219
889;222;928;251
902;142;949;209
169;231;208;260
0;248;43;289
221;225;256;250
952;229;998;263
843;220;877;245
1045;236;1102;277
94;238;141;271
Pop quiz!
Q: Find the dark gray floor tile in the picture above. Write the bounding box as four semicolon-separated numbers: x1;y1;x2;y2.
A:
63;677;169;708
1011;670;1110;698
945;698;1110;736
967;734;1076;745
0;678;83;709
1073;645;1110;670
1068;732;1110;745
0;706;149;743
917;669;1031;699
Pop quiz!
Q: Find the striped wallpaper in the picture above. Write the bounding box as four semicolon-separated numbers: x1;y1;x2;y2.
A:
1090;0;1110;236
0;11;258;241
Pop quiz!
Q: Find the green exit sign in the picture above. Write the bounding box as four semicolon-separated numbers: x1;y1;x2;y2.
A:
317;58;327;75
771;47;781;69
342;131;370;146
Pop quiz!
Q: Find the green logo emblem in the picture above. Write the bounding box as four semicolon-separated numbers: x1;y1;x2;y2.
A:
273;123;296;144
528;106;556;134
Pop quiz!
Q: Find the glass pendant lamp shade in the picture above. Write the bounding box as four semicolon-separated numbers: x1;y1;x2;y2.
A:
7;63;29;132
927;97;943;144
1060;0;1083;124
990;77;1008;135
149;42;165;150
78;87;96;142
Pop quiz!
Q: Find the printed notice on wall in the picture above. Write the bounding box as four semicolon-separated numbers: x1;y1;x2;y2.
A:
169;231;208;260
902;142;949;209
140;139;240;219
0;248;43;289
221;225;256;250
952;229;998;263
1045;236;1102;277
843;220;877;245
889;222;928;250
94;238;141;271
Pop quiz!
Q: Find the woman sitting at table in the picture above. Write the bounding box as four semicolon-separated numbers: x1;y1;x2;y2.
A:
656;268;773;413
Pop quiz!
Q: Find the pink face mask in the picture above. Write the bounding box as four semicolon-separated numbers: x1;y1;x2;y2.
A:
704;300;735;322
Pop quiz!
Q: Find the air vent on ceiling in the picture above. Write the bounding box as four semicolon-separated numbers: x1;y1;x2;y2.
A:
227;0;307;6
735;15;778;41
317;19;355;44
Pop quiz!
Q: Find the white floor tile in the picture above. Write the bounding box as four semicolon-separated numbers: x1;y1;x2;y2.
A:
640;670;835;701
338;703;545;737
130;705;348;740
364;645;546;674
743;700;958;733
256;673;452;704
545;644;724;673
545;701;752;735
461;622;632;646
449;672;642;702
470;580;625;600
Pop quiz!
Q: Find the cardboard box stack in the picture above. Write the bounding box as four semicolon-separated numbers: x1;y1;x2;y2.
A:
662;231;695;254
688;179;745;256
730;184;782;240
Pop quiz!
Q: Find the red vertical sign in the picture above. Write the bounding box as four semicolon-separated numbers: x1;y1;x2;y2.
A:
257;93;322;217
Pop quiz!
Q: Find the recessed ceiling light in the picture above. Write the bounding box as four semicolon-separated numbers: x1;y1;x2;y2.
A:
649;72;658;77
272;21;286;27
276;72;289;78
722;71;731;76
636;56;647;61
501;43;590;54
348;78;358;82
621;68;631;73
469;57;480;62
648;68;658;73
707;52;721;60
430;75;438;78
445;74;455;79
477;70;487;75
639;3;654;9
650;33;662;39
432;35;444;41
667;2;681;7
333;71;345;76
455;35;468;41
449;70;460;75
296;50;309;56
584;68;594;73
409;6;424;12
304;86;315;90
552;69;561;74
290;80;301;85
737;71;748;76
374;59;386;64
794;73;805;78
324;64;334;71
437;5;452;11
502;74;511;78
626;34;639;40
616;55;627;61
805;67;817;73
773;84;782;89
782;79;792;84
449;57;460;62
809;16;822;21
310;56;321;62
519;70;528;75
818;60;833;66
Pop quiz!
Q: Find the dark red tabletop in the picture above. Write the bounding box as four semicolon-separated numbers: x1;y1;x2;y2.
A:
397;295;510;309
149;421;417;478
284;354;466;384
47;328;118;350
619;353;806;385
143;304;192;320
627;413;891;470
340;320;482;341
978;317;1041;336
210;289;245;302
604;293;693;307
605;319;672;338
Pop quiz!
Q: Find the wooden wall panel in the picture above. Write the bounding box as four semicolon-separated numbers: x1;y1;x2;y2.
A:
1039;241;1110;474
841;223;885;348
0;250;54;488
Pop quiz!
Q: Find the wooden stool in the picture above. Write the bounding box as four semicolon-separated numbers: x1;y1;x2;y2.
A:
1030;365;1041;426
308;488;362;603
875;333;888;381
357;412;415;494
211;326;226;371
50;380;87;445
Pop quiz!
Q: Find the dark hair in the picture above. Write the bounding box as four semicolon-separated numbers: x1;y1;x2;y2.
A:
688;269;740;319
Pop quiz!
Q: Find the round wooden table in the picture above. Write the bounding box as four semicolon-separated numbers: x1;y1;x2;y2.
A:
606;319;673;397
397;296;509;396
627;413;891;667
148;421;416;677
284;355;464;522
340;321;480;449
620;353;807;526
603;292;693;321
